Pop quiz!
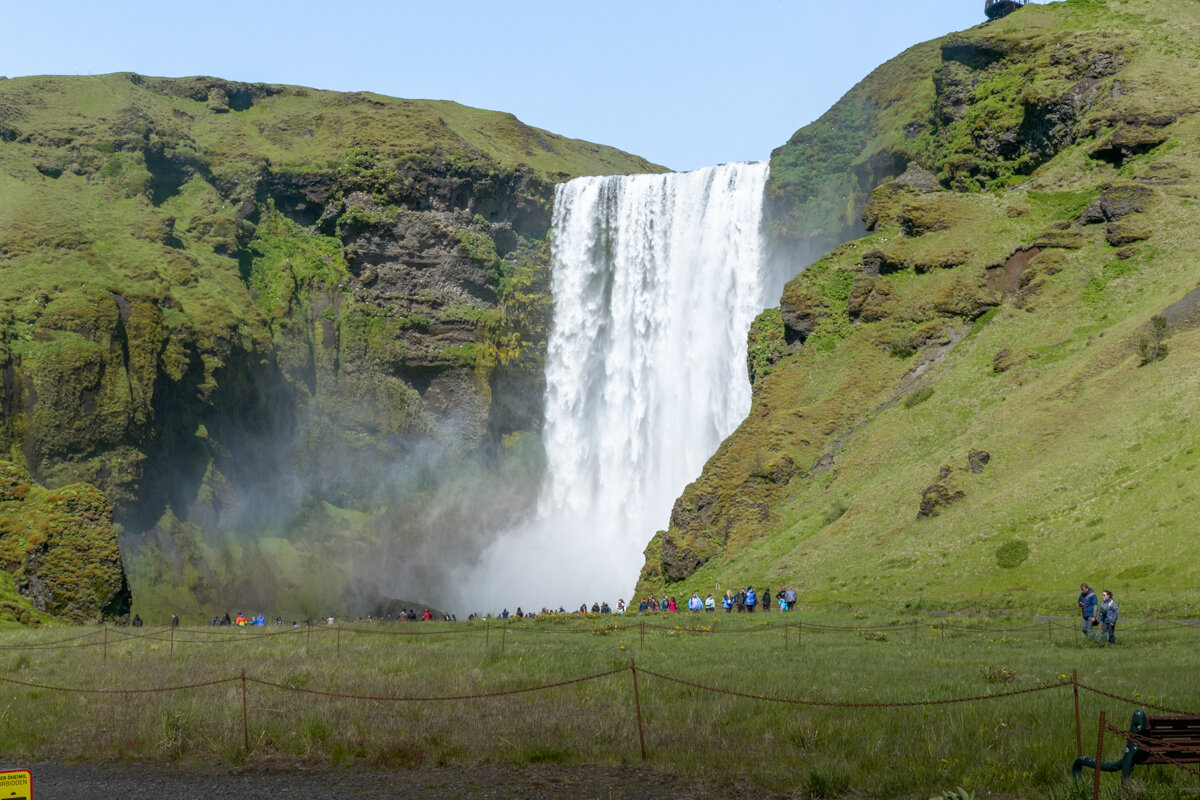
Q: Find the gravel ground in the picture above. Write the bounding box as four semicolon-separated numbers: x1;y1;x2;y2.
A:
27;762;778;800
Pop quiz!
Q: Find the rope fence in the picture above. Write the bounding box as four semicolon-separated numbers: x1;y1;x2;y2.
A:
0;663;1191;763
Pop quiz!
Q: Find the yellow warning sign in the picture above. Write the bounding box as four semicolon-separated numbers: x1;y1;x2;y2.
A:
0;769;30;800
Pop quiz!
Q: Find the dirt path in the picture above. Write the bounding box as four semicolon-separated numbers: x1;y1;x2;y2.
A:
28;762;775;800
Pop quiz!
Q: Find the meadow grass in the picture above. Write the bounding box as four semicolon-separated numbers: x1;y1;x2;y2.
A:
0;607;1197;798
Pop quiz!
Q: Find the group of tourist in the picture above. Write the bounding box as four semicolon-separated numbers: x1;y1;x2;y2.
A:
629;586;799;614
1077;582;1119;644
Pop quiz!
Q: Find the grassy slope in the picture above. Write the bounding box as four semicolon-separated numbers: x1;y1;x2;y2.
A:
639;0;1200;614
0;72;660;348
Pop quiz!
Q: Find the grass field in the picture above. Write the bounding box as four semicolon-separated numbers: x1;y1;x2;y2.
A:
1;605;1197;799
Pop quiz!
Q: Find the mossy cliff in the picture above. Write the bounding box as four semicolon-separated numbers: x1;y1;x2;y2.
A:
641;0;1200;611
0;73;661;618
0;461;125;623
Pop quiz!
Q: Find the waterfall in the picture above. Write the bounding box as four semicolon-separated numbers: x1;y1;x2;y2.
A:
456;162;773;613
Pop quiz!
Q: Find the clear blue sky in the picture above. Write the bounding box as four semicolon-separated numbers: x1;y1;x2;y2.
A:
2;1;1022;171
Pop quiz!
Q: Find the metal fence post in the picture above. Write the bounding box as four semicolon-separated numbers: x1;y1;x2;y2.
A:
1080;671;1089;758
1092;711;1106;800
241;667;250;754
630;660;646;761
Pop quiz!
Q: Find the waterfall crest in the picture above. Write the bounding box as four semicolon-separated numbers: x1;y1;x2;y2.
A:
457;162;772;612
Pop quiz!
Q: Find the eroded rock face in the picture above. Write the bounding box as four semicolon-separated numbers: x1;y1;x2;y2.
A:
917;450;991;519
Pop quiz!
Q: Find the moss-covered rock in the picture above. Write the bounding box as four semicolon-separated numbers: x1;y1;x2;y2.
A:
0;461;127;622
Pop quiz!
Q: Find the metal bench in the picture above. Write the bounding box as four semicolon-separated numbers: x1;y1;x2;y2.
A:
1073;710;1200;782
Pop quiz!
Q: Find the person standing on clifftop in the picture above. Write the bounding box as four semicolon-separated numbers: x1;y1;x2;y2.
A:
1078;583;1098;639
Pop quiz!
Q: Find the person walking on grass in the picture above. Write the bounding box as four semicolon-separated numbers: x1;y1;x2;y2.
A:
705;594;715;612
762;588;771;613
736;589;746;613
1078;583;1098;639
723;590;734;613
745;586;757;614
1099;590;1118;644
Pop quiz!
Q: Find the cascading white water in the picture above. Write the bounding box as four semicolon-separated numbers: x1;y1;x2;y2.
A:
456;162;773;613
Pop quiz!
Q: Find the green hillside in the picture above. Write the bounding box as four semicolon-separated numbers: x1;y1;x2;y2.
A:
0;73;662;620
639;0;1200;614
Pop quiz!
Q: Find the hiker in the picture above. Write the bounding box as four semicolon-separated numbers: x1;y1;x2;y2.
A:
762;588;771;613
131;614;143;627
705;594;715;612
785;586;797;610
723;590;734;613
1099;590;1119;644
736;589;746;613
688;593;702;612
745;586;757;613
1078;583;1098;639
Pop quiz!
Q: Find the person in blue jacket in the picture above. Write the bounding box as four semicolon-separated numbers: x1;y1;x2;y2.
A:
745;586;757;613
1078;583;1098;638
1098;590;1119;644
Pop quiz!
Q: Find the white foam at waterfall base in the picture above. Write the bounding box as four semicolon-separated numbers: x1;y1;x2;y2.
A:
453;162;773;615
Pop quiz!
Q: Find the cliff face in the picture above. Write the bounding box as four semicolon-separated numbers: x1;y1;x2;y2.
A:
641;0;1200;608
0;74;662;617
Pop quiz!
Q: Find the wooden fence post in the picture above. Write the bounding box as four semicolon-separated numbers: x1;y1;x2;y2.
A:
630;659;646;761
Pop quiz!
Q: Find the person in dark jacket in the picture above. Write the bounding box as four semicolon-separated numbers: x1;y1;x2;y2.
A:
1078;583;1098;639
736;590;746;613
762;588;771;613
